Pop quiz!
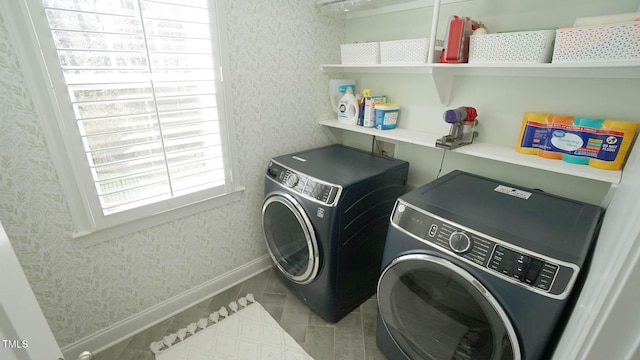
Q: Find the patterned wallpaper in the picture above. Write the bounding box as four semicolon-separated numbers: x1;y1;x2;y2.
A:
0;0;343;347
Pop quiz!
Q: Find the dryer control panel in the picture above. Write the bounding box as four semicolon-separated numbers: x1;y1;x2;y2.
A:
391;200;578;299
488;245;559;291
266;161;340;206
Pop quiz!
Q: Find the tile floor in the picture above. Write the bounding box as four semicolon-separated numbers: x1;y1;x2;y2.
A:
93;267;387;360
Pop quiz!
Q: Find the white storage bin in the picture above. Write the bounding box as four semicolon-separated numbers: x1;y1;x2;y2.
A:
468;30;556;64
552;22;640;63
340;42;380;64
379;38;441;64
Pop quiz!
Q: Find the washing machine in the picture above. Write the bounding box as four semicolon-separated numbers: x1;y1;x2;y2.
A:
376;170;603;360
262;144;409;322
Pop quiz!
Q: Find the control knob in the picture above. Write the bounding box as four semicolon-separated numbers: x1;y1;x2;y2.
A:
449;231;471;253
285;173;299;187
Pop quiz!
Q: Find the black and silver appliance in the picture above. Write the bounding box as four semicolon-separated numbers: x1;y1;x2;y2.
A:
262;144;409;322
376;170;603;359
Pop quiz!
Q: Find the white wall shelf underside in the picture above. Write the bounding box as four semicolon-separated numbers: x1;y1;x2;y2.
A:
317;0;471;19
320;119;623;184
321;62;640;105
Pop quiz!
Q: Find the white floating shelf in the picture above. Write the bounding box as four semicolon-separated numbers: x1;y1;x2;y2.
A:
318;0;470;19
321;62;640;105
320;119;623;184
320;119;440;146
428;62;640;79
322;63;434;74
322;61;640;77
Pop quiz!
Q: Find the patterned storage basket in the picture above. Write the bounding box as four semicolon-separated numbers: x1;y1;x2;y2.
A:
468;30;556;64
340;42;380;64
552;22;640;63
380;38;430;64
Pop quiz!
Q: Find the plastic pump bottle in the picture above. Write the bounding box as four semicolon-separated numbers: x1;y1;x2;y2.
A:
338;85;359;125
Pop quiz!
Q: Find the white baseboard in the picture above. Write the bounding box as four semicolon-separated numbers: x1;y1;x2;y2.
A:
61;255;272;360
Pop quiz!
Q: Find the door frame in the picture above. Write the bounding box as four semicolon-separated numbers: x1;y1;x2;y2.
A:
552;137;640;360
0;222;64;360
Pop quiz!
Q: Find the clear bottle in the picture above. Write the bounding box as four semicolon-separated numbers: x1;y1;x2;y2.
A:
462;119;476;143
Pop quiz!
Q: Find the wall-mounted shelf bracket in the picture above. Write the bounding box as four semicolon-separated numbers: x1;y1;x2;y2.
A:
429;68;454;106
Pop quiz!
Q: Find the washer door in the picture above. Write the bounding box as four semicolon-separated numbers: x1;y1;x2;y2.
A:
378;254;521;360
262;192;320;284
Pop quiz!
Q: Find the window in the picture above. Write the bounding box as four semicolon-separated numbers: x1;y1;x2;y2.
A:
8;0;241;243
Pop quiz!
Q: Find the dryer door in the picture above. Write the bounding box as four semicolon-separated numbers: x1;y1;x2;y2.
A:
378;254;521;360
262;192;320;284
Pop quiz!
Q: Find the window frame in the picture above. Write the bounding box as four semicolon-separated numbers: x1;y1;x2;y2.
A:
2;0;243;246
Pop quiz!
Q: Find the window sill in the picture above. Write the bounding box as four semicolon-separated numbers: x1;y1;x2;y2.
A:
72;187;245;247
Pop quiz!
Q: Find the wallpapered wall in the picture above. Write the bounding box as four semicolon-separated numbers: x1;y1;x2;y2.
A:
0;0;343;347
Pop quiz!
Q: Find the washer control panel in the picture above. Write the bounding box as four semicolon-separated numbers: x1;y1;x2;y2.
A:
391;200;577;298
267;161;339;205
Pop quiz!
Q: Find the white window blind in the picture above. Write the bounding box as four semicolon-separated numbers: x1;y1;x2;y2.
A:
40;0;228;215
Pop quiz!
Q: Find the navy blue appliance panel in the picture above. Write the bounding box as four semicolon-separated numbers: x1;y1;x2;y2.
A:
273;144;408;186
404;170;603;263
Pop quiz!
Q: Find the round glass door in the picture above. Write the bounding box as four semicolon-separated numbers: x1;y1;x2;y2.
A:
262;192;319;284
378;254;520;360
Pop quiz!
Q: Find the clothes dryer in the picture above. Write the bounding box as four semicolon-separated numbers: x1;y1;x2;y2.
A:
262;144;409;322
376;170;603;360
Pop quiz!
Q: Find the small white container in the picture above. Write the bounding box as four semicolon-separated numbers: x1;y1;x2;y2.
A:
363;96;387;128
374;104;400;130
468;30;556;64
552;22;640;63
379;38;443;64
340;42;380;64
